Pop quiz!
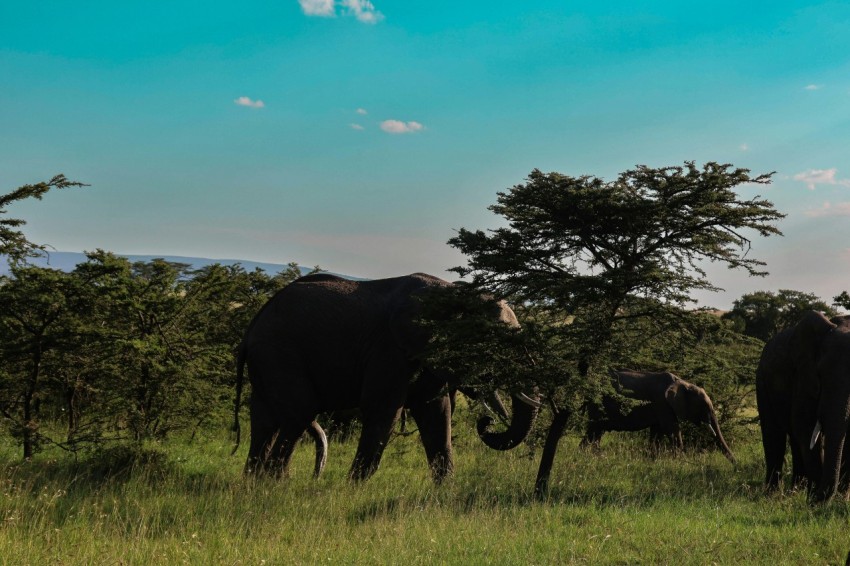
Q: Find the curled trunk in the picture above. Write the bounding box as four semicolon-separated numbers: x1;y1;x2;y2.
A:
477;392;541;450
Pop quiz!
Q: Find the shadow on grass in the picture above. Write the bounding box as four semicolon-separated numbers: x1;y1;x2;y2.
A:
1;444;237;497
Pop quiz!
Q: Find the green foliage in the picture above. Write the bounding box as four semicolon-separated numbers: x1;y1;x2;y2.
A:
450;162;782;306
0;251;317;458
0;175;86;265
0;266;83;458
427;162;784;441
833;290;850;312
722;289;837;341
419;163;786;503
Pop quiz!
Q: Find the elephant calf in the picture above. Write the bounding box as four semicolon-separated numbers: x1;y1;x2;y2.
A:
582;369;736;464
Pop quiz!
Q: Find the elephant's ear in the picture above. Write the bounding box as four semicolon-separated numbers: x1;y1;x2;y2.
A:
664;382;688;420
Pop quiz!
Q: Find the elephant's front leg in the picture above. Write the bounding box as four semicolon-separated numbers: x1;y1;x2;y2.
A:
408;393;454;482
349;406;403;482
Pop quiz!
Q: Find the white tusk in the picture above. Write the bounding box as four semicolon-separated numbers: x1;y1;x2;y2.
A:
810;421;822;450
517;392;542;409
706;423;717;437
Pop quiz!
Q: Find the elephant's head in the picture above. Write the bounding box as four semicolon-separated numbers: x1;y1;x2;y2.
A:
665;379;736;464
395;278;541;452
790;311;838;387
473;296;543;450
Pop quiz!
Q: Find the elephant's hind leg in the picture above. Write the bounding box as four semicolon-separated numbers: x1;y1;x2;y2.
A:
244;398;281;476
267;421;311;478
246;347;321;478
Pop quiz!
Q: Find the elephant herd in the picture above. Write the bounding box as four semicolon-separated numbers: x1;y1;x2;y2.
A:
233;272;850;504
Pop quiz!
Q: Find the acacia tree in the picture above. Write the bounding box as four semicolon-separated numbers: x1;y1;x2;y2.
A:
443;162;784;496
0;175;85;264
0;267;82;458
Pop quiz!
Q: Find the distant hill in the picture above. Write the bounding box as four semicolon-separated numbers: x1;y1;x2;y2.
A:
0;251;320;278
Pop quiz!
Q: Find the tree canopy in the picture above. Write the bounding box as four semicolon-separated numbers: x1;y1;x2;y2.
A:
722;289;837;341
0;252;313;459
0;175;86;264
450;162;782;307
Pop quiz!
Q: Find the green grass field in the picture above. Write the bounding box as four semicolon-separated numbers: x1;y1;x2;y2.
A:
2;416;849;565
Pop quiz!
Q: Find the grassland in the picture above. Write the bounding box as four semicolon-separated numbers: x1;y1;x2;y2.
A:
1;415;849;565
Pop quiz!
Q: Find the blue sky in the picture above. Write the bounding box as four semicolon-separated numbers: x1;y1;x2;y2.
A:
2;1;850;308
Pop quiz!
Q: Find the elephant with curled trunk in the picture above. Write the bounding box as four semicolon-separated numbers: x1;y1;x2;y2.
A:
756;310;850;502
233;272;540;482
581;369;736;464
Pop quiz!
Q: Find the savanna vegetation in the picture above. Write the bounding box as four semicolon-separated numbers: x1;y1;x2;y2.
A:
2;166;849;564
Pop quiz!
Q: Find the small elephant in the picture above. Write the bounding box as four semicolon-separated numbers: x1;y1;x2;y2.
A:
582;369;736;464
756;311;850;501
234;272;540;482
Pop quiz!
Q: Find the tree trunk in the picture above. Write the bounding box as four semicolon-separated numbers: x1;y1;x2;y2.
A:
534;408;570;499
22;340;43;460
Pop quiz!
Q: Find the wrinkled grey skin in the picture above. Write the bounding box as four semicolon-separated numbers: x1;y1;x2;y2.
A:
756;311;850;501
581;369;736;464
234;273;539;483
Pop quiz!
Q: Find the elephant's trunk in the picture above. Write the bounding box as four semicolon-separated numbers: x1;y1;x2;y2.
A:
477;392;541;450
708;411;736;465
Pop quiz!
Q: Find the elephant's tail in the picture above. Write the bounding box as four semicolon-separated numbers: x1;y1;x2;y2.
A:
231;344;246;456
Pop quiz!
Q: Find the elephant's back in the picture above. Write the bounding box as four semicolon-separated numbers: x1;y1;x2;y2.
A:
248;277;377;339
613;370;677;399
242;273;449;352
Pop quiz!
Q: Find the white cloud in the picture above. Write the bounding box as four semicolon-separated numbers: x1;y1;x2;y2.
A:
356;108;368;115
805;202;850;217
380;120;424;134
739;143;749;151
298;0;383;23
793;168;850;190
341;0;383;23
298;0;334;16
804;84;822;90
350;123;364;130
234;96;265;109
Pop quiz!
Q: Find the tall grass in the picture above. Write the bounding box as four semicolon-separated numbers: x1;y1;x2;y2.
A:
1;417;848;565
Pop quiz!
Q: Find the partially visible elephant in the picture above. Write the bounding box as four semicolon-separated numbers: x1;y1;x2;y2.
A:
756;311;850;501
582;369;736;464
234;272;540;482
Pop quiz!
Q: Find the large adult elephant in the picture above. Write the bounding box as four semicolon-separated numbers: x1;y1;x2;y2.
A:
581;369;736;464
234;272;540;482
756;310;850;501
